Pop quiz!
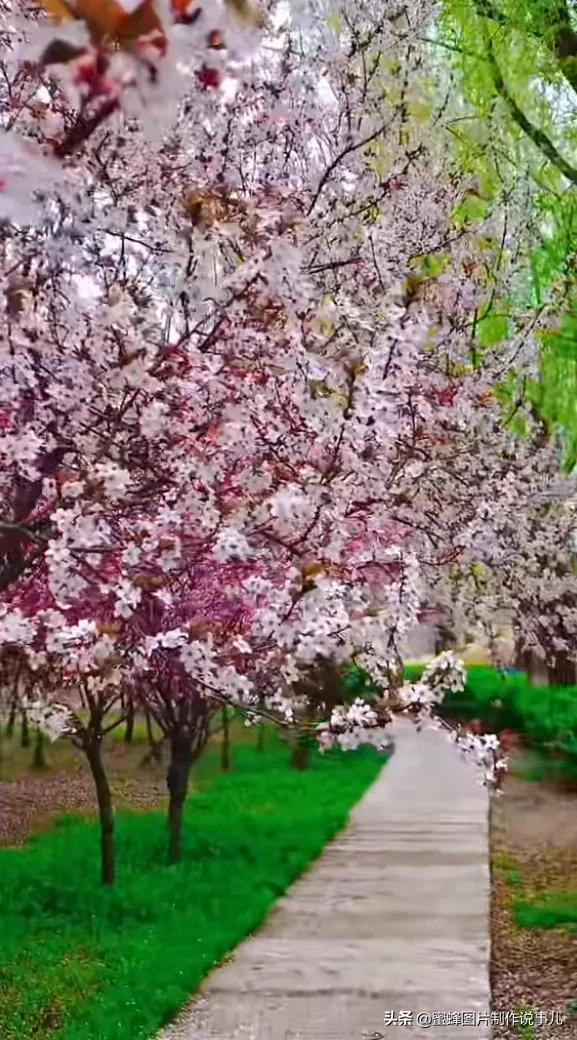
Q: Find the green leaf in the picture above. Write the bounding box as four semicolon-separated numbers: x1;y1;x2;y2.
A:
451;193;490;228
410;252;450;278
477;313;509;347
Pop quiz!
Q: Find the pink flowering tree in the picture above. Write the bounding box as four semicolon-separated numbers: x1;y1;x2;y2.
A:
0;0;568;883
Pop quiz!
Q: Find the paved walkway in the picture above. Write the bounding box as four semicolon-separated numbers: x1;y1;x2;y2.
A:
159;719;490;1040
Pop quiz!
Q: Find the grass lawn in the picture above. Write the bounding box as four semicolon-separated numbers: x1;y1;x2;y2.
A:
0;734;386;1040
515;890;577;931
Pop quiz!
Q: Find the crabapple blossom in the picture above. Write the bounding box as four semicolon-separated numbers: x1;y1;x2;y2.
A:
26;698;75;741
0;0;563;860
450;729;508;792
316;699;391;753
421;651;467;697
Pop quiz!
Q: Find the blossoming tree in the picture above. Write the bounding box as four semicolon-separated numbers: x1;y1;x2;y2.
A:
0;0;563;882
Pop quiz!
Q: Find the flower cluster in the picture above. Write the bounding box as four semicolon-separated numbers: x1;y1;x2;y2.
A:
0;0;562;783
26;699;76;742
317;698;391;753
398;651;466;719
450;730;508;791
393;652;507;790
421;651;467;697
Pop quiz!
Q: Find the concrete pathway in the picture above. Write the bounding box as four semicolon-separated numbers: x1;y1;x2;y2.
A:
159;719;491;1040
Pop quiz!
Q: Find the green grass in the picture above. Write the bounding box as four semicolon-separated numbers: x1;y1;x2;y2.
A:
515;1006;537;1040
514;890;577;932
495;850;577;936
492;851;524;892
0;738;386;1040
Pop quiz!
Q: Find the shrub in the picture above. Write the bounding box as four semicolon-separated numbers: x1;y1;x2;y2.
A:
402;662;577;761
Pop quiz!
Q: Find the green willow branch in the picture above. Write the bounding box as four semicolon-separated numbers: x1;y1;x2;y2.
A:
476;10;577;187
474;0;577;96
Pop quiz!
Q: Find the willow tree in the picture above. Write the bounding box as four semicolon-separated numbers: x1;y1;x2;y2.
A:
437;0;577;452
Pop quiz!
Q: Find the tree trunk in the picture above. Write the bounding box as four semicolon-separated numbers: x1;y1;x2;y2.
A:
435;622;456;655
124;696;135;743
513;631;539;684
145;710;162;762
256;724;265;752
548;650;576;686
220;706;231;771
166;736;193;864
528;652;548;686
86;741;115;885
513;637;527;672
32;728;47;770
517;646;537;685
5;697;17;738
516;646;531;678
290;732;311;770
20;709;30;748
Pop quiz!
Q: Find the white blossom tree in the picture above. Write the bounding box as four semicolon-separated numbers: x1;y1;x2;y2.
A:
0;0;565;879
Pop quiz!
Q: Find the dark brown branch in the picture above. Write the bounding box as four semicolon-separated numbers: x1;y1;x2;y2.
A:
477;14;577;186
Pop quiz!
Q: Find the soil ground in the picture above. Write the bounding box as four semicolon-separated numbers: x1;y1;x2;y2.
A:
491;760;577;1038
0;714;259;846
0;727;167;846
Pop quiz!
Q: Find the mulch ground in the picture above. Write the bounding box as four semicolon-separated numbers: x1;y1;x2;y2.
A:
491;771;577;1038
0;745;167;847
